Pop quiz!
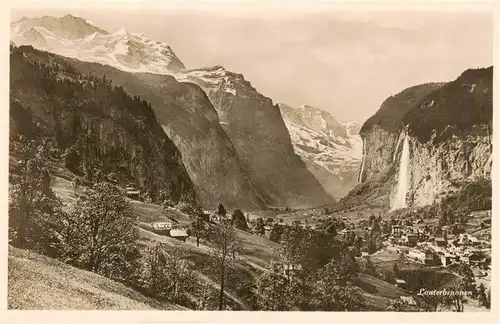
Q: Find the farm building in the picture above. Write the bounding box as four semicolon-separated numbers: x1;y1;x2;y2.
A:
125;185;140;200
456;234;479;246
391;225;402;238
403;234;418;247
170;229;189;242
151;221;174;235
394;278;407;289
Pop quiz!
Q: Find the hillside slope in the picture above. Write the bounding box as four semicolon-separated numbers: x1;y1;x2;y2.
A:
10;45;196;204
181;67;335;208
60;59;270;209
8;246;181;310
50;175;279;310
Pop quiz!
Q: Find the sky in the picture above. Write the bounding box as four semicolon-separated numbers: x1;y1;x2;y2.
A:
11;2;495;123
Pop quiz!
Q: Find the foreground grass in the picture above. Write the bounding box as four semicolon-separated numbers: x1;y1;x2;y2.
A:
8;246;182;310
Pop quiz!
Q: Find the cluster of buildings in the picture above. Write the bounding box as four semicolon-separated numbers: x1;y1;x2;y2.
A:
151;220;189;242
389;224;490;271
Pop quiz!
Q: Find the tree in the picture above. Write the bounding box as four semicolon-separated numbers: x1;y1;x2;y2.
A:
210;221;239;310
442;263;476;312
64;146;81;173
457;263;476;297
177;201;203;218
254;261;293;310
324;222;338;237
485;289;491;309
369;215;376;227
59;182;140;281
269;224;284;242
193;281;216;310
393;262;400;276
254;217;265;236
477;283;489;308
217;204;226;219
9;140;63;256
313;258;365;311
145;244;192;303
190;215;206;247
231;209;249;231
358;257;376;275
381;269;395;284
438;212;447;228
72;176;81;195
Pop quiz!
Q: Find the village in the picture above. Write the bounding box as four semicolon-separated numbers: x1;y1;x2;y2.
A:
127;182;492;310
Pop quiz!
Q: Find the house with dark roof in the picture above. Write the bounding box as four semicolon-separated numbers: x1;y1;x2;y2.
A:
434;237;447;248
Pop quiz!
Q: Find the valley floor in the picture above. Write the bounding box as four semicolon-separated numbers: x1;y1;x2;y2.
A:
9;175;490;311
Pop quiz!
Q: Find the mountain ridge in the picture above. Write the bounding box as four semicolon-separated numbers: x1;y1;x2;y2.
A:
337;67;492;211
10;44;197;204
11;15;334;208
279;103;362;199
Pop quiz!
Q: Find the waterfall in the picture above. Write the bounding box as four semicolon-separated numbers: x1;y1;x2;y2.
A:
391;133;410;211
392;132;404;162
358;139;366;184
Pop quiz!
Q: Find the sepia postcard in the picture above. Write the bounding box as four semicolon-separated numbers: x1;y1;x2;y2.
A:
1;1;499;323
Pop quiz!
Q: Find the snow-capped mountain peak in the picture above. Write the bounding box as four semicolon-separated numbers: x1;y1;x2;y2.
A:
112;27;134;38
279;103;363;199
11;14;186;74
12;14;108;40
341;121;363;136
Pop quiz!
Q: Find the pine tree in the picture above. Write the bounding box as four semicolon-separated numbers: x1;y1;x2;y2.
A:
232;209;248;231
217;204;226;219
477;283;488;308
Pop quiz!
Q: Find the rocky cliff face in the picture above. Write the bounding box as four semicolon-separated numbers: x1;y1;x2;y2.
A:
348;67;492;210
402;127;491;208
181;67;335;207
62;59;269;210
278;103;362;199
10;45;196;203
